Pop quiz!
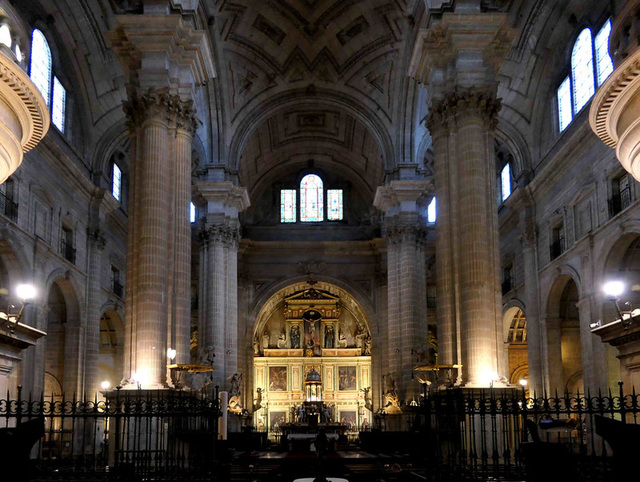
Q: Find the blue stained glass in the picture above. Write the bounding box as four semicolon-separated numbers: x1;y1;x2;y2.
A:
595;20;614;86
327;189;343;220
300;174;323;222
571;28;595;113
30;29;51;106
281;189;296;223
52;77;66;132
112;163;122;201
501;163;511;201
557;77;572;132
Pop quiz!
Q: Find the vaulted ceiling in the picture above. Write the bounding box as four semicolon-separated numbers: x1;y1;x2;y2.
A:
203;0;418;199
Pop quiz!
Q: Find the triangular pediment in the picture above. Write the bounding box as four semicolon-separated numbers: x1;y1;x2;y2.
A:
284;288;340;304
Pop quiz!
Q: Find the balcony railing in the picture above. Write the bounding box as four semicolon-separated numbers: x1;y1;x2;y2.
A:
608;187;631;218
112;280;123;297
0;191;18;221
60;239;76;264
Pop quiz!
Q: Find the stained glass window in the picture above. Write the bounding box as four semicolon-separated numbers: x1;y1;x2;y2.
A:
300;174;323;222
501;163;511;201
427;197;436;223
281;189;296;223
571;29;595;114
190;202;196;223
30;30;51;106
595;20;614;86
112;163;122;202
557;77;572;132
52;77;66;132
327;189;343;220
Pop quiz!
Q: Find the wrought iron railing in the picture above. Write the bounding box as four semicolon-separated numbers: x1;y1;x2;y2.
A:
415;383;639;481
0;190;18;221
0;386;222;481
112;279;123;297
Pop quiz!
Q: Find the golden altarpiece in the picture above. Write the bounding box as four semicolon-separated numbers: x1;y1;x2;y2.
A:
253;287;372;438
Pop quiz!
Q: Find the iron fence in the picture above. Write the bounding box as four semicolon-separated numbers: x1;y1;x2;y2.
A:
0;386;222;481
416;382;639;481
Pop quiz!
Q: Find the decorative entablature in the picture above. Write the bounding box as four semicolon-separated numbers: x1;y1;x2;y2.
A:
283;287;340;321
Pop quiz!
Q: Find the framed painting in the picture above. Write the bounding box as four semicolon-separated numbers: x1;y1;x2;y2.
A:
270;411;287;431
340;410;357;430
338;366;356;391
269;366;287;391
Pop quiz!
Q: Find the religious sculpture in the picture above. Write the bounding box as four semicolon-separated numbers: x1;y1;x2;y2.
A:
290;324;300;348
382;373;400;412
324;324;335;348
355;321;366;353
337;329;347;348
253;338;260;356
364;334;372;355
277;329;287;348
253;388;263;412
262;331;270;350
228;373;243;414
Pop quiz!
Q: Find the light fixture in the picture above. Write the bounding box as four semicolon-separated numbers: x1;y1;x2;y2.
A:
167;348;176;361
519;379;528;387
603;280;632;328
0;283;36;333
101;381;110;390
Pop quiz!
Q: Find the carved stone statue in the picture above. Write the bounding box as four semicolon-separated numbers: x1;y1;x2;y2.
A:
253;388;263;412
262;331;270;350
277;329;287;348
338;329;347;348
364;334;372;355
253;338;260;356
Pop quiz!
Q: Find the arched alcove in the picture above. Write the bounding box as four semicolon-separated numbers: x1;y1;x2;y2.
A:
249;281;373;437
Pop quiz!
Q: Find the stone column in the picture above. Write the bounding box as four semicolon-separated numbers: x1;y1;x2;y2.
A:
195;182;249;389
84;223;106;397
374;180;430;405
410;9;514;387
109;10;215;388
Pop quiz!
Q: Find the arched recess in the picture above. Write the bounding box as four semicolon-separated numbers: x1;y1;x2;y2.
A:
97;309;124;390
248;279;374;435
502;304;529;388
602;233;640;322
545;274;583;395
43;275;82;395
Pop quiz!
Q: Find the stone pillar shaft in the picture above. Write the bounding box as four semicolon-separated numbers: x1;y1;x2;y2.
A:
122;90;196;387
428;91;502;386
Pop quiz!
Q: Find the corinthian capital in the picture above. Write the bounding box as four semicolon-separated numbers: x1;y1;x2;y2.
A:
426;88;502;134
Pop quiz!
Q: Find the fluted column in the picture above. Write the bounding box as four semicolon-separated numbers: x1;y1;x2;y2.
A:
84;225;106;396
374;181;430;406
427;90;503;387
195;182;249;389
410;8;514;387
110;9;214;388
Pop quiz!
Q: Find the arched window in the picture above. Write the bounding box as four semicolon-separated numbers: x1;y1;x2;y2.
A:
112;163;122;202
52;77;66;132
190;202;196;223
571;29;595;114
300;174;324;222
557;20;613;132
30;29;51;106
280;173;343;223
500;163;511;201
595;20;614;86
427;197;436;223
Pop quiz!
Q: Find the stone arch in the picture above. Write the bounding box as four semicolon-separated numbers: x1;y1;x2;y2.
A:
44;268;82;326
249;276;377;335
545;272;583;395
600;231;640;322
502;302;528;387
97;308;125;389
229;90;394;175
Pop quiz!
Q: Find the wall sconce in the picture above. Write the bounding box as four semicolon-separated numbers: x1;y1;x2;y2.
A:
603;280;633;328
0;283;36;333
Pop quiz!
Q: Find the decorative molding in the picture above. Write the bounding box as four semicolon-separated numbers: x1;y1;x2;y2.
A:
426;89;502;134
